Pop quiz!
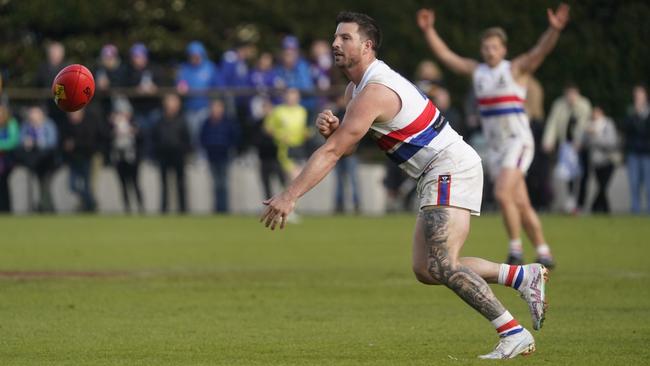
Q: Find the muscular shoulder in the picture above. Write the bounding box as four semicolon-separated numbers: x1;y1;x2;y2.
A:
356;83;401;123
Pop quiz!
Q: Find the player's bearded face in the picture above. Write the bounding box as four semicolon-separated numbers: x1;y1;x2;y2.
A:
332;23;364;69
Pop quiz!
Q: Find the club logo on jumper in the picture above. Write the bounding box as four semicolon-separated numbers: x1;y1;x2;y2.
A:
497;75;506;88
437;174;451;206
54;84;66;103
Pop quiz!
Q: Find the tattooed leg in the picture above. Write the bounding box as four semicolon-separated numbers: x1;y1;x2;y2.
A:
412;215;500;285
420;206;507;321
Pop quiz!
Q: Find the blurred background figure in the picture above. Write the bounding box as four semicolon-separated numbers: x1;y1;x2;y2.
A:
62;109;99;212
264;88;309;181
95;44;126;163
221;37;255;151
96;44;126;92
153;93;190;214
309;39;335;112
200;99;240;213
109;97;144;214
18;106;58;212
622;84;650;214
525;76;552;211
274;36;314;113
413;59;443;99
251;97;285;200
382;162;416;213
176;41;224;148
250;52;282;92
0;105;19;212
581;106;619;214
432;87;463;136
35;41;68;128
331;94;360;214
125;42;161;160
543;83;592;213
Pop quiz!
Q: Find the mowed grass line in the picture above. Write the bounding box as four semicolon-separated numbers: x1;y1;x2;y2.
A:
0;215;648;365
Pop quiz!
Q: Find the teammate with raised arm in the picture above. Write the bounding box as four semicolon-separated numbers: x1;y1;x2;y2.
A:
417;4;570;268
261;11;548;359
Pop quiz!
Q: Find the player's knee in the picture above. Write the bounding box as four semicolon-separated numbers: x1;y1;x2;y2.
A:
493;187;509;204
412;266;441;285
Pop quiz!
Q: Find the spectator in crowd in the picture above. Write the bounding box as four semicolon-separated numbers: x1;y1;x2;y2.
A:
432;87;463;136
200;99;240;213
525;76;552;211
250;52;282;91
0;105;19;212
274;36;315;111
221;40;255;89
543;83;592;212
250;52;283;111
309;39;335;112
414;59;443;99
152;93;190;214
125;42;161;160
331;94;360;214
310;40;333;91
263;88;309;180
252;96;286;199
96;44;127;92
221;40;255;152
35;41;68;128
581;106;619;214
383;161;417;213
18;106;58;212
95;44;127;161
109;97;144;214
622;84;650;214
176;41;224;148
62;109;100;212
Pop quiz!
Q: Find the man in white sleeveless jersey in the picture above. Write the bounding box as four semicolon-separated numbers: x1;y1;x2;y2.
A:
261;11;548;359
417;4;570;269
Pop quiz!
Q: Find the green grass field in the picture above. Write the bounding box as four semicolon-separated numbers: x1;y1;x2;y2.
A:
0;214;649;365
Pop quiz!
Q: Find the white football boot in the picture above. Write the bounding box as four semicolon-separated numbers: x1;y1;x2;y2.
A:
478;328;536;359
519;263;549;330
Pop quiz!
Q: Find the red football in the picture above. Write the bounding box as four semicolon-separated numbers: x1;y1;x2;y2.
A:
51;64;95;112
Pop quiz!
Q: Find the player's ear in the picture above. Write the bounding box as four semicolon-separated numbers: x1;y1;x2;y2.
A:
363;39;373;54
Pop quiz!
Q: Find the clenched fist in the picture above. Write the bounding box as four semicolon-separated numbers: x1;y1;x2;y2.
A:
316;109;340;138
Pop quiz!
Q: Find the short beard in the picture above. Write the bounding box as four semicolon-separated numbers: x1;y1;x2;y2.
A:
336;56;360;70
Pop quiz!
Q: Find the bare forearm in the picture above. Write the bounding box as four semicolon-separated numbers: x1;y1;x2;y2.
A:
536;27;561;56
285;145;340;200
523;27;561;72
422;28;466;75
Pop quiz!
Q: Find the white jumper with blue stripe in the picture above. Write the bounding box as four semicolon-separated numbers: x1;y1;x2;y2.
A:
353;60;462;178
472;60;534;151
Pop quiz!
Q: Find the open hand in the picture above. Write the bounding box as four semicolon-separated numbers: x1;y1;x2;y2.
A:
416;9;435;31
260;191;297;230
548;3;570;30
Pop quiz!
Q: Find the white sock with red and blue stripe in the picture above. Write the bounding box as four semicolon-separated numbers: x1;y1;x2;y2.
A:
498;263;525;290
492;311;524;337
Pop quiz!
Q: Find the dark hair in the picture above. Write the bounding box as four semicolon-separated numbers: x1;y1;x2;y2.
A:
335;11;382;51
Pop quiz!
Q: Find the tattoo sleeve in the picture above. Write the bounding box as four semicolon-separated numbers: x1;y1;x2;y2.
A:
421;208;506;321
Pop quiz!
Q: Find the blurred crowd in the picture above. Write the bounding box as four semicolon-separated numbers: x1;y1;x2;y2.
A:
0;38;649;215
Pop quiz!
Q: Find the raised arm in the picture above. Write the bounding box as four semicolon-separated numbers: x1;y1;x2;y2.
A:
417;8;478;76
260;84;396;230
512;3;570;76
